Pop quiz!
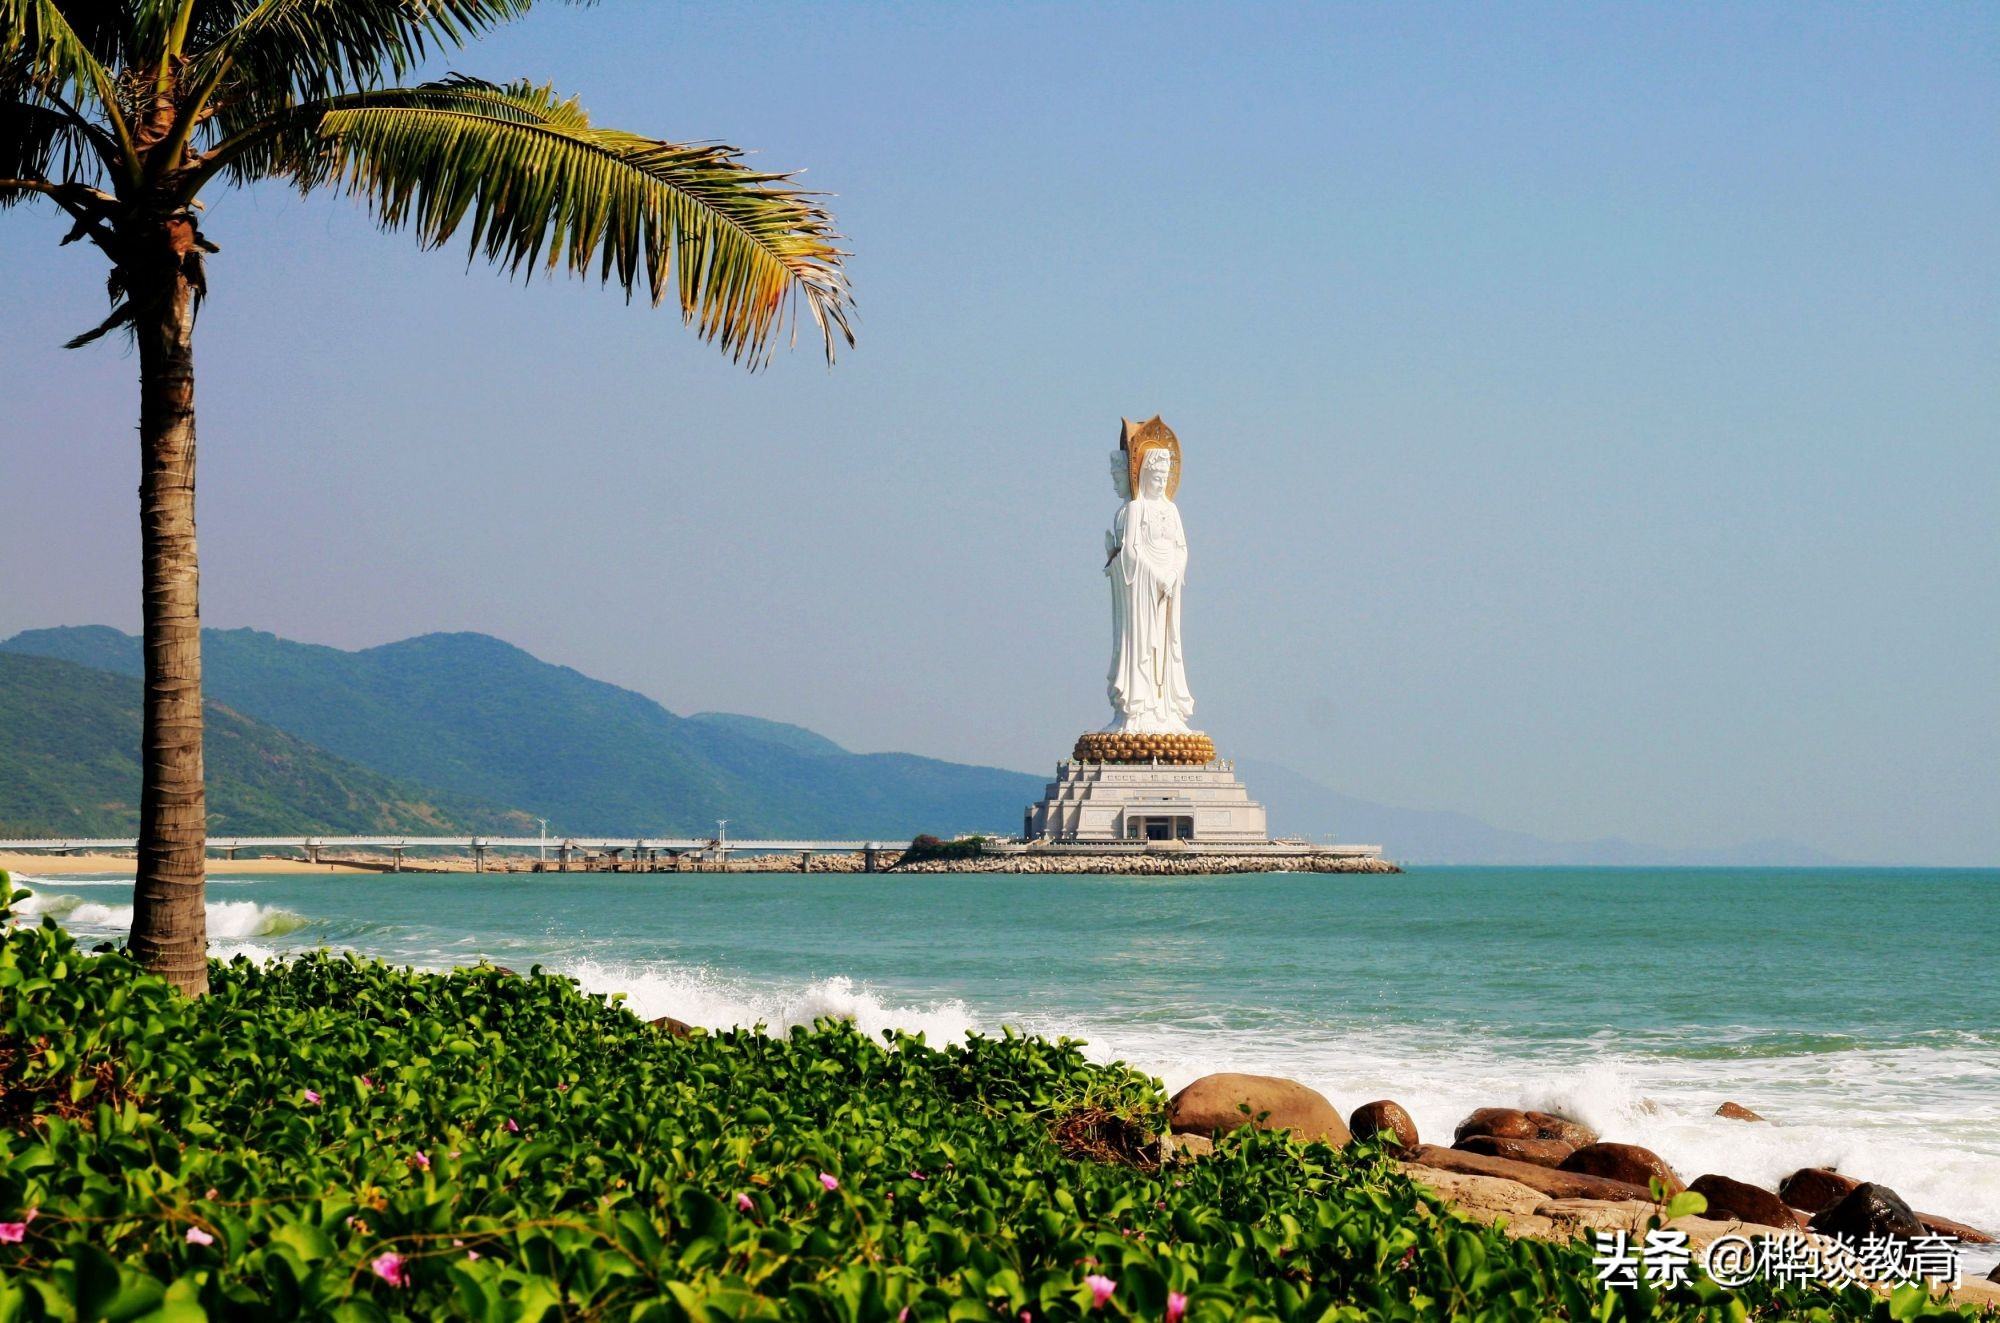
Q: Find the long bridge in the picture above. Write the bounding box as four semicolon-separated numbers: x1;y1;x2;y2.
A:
0;835;911;870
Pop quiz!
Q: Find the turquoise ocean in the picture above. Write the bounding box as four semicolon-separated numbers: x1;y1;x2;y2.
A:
13;866;1998;1269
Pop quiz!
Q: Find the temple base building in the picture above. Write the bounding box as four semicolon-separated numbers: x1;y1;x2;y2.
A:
1024;736;1269;844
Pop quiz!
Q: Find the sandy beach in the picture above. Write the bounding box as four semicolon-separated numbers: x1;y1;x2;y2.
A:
0;851;373;877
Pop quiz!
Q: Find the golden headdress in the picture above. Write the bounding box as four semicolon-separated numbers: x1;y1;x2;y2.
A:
1119;416;1181;500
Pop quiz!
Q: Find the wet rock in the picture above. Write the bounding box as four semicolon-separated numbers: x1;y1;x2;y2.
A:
1453;1108;1597;1149
1348;1100;1419;1153
1559;1143;1685;1197
1407;1144;1654;1202
649;1015;697;1038
1689;1174;1795;1228
1454;1135;1575;1168
1778;1167;1860;1213
1714;1101;1764;1122
1808;1182;1925;1242
1916;1210;1994;1245
1989;1262;2000;1285
1167;1073;1350;1148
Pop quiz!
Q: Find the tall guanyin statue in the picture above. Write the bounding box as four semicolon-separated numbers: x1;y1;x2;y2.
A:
1075;418;1215;766
1027;415;1272;842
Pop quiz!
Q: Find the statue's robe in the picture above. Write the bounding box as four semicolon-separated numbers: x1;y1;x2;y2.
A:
1105;495;1194;732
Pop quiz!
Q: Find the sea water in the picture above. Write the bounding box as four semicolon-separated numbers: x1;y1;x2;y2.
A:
12;866;1998;1272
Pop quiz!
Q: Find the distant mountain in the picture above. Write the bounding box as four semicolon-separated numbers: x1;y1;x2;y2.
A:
1240;758;1844;866
1;627;1043;839
0;651;500;837
687;712;848;758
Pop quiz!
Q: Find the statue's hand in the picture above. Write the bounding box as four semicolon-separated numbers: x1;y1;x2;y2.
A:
1104;529;1119;555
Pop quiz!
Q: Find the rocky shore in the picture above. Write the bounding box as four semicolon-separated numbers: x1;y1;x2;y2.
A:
190;850;1404;876
1159;1072;2000;1308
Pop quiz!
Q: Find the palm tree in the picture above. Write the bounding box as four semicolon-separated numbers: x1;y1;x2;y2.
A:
2;1;853;995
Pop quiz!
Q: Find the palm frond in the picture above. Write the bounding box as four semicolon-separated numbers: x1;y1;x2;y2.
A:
242;78;852;365
184;0;537;137
1;0;135;169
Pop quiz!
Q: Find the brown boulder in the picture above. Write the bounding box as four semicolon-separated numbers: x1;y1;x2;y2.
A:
1348;1100;1419;1153
1559;1143;1685;1197
1167;1073;1350;1147
649;1015;698;1037
1778;1167;1860;1213
1689;1174;1795;1228
1809;1182;1924;1242
1454;1135;1575;1168
1407;1144;1654;1202
1916;1211;1994;1244
1454;1107;1597;1149
1714;1101;1764;1122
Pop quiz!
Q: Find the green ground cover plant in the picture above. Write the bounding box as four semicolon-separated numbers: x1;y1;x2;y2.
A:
0;873;1980;1321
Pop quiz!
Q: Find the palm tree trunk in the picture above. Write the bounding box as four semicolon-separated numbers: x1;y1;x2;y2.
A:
126;223;209;996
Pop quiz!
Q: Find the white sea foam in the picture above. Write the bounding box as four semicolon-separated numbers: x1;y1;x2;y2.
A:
12;891;306;940
541;959;2000;1269
555;958;982;1045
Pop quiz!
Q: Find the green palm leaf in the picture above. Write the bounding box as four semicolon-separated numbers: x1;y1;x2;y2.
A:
232;78;852;364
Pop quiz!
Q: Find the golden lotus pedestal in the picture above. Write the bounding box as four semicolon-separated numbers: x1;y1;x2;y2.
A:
1025;730;1269;844
1071;730;1217;766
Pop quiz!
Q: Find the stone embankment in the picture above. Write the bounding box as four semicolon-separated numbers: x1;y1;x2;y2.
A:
893;853;1400;875
1158;1073;2000;1309
287;850;1402;875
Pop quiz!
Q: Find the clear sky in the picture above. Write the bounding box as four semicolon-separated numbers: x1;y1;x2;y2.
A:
3;3;1995;864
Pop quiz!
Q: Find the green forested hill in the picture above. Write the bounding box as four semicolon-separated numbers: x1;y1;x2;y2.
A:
0;651;513;838
1;628;1043;838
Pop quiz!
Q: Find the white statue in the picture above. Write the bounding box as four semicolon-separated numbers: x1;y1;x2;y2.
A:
1105;431;1195;733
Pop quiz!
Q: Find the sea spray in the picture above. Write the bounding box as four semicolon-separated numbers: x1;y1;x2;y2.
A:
557;958;982;1044
15;889;307;941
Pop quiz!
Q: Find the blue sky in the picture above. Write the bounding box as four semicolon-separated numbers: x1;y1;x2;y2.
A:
2;2;1995;863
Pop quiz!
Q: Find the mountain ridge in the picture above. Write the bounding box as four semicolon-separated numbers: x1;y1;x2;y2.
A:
1;626;1848;862
1;627;1040;839
0;651;510;837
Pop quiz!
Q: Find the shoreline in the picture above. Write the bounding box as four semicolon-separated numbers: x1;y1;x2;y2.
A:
0;849;1402;877
0;850;374;876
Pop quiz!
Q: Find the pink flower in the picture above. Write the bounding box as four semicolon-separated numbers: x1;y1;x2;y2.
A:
411;1151;430;1170
449;1151;461;1159
909;1170;926;1180
1084;1273;1117;1308
1167;1291;1188;1322
301;1089;321;1105
185;1226;214;1246
0;1223;25;1244
359;1075;374;1089
204;1188;219;1200
465;1248;480;1261
371;1251;407;1287
736;1193;754;1211
504;1118;520;1134
818;1172;839;1191
556;1083;569;1092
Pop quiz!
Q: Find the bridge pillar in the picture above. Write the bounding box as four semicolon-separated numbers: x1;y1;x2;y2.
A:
863;847;879;873
800;851;811;873
224;846;238;861
306;842;320;865
472;844;485;873
558;843;570;873
391;846;403;873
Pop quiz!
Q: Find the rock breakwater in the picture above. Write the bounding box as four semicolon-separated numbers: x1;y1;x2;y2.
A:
892;852;1400;875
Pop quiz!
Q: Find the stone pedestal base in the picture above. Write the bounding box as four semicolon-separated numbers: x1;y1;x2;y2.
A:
1025;757;1270;844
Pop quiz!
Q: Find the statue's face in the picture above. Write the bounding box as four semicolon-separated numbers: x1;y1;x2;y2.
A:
1141;451;1172;497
